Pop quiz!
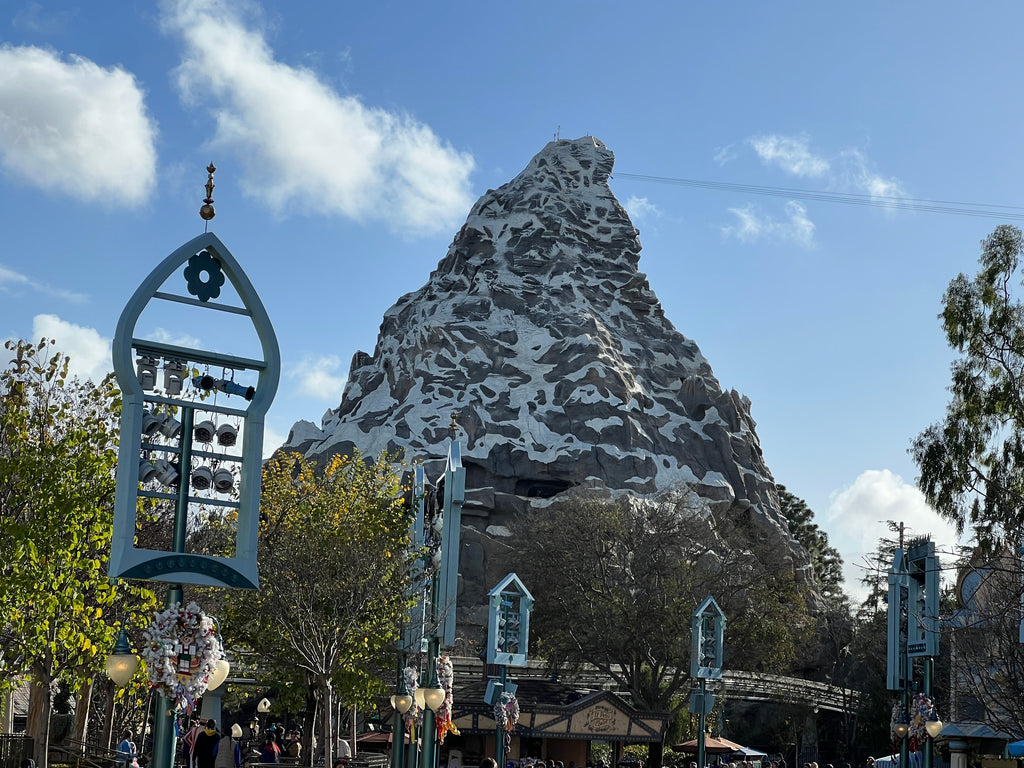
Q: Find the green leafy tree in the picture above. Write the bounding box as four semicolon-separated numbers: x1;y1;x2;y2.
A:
0;339;155;764
913;224;1024;549
777;486;846;607
510;491;814;768
221;451;417;768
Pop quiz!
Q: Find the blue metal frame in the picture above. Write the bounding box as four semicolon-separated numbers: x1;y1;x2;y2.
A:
110;232;280;589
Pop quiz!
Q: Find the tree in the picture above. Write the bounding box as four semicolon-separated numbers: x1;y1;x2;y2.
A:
913;224;1024;550
221;451;417;768
777;486;846;607
510;490;815;768
0;338;155;765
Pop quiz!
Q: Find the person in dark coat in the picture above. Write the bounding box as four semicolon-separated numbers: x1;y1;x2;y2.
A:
192;720;221;768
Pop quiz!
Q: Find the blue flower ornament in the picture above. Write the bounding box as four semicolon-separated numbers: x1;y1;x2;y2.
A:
184;250;226;302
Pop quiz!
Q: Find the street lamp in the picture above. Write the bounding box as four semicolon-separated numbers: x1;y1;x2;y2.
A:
926;717;944;739
414;686;446;712
208;658;230;691
106;628;140;687
391;694;413;714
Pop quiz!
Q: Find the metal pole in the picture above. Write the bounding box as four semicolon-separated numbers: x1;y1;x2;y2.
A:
495;664;507;768
899;685;910;768
393;657;407;768
153;584;183;768
154;407;194;768
697;679;707;768
923;659;934;768
421;636;440;768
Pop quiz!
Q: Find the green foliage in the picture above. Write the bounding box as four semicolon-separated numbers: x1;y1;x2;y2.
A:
510;492;814;715
222;450;417;707
0;338;155;686
777;485;846;607
0;339;156;761
913;224;1024;550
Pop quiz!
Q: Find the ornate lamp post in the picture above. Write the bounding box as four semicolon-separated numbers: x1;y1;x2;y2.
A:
690;597;725;768
109;166;279;768
486;574;533;768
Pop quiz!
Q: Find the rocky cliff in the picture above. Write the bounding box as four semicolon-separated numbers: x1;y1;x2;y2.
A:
284;136;806;643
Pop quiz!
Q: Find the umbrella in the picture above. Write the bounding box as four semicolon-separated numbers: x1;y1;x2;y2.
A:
672;738;736;754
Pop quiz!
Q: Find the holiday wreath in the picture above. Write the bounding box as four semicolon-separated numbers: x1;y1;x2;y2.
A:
141;601;222;712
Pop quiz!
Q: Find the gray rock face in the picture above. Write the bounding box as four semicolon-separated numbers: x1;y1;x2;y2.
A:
285;137;807;644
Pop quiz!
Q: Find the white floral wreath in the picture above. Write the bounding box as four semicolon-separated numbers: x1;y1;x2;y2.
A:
141;601;222;710
494;691;520;733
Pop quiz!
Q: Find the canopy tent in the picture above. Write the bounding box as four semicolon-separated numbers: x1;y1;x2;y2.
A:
357;731;410;744
731;747;769;758
872;753;923;768
1007;741;1024;758
673;738;737;755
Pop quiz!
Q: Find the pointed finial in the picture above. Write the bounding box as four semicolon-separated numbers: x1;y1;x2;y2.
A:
199;163;216;223
449;411;459;439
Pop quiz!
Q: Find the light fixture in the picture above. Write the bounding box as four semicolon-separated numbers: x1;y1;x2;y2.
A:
390;694;413;714
139;459;158;483
142;411;162;436
136;356;158;390
414;686;445;712
213;468;235;493
208;657;231;691
895;721;909;739
163;360;186;396
231;723;243;739
106;628;139;687
159;414;182;439
192;466;213;490
154;459;179;486
216;423;238;447
257;697;272;714
926;717;943;739
195;420;216;443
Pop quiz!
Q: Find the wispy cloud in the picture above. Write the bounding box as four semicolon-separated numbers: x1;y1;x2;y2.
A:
0;45;157;205
290;354;346;401
749;134;830;178
0;263;88;302
722;200;815;248
623;195;660;221
163;0;475;235
838;148;908;203
150;327;203;349
30;314;112;382
713;144;737;166
825;469;961;606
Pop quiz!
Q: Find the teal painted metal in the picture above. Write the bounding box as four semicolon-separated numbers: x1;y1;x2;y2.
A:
486;573;534;667
906;540;939;658
402;465;428;654
690;595;725;679
110;232;280;589
437;440;465;647
887;548;909;690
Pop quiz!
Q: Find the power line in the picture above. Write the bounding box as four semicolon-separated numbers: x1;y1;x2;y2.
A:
613;171;1024;222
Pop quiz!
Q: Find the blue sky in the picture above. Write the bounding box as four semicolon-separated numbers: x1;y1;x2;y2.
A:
3;0;1019;600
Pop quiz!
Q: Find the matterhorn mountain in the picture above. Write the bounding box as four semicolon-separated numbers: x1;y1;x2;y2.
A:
284;136;806;638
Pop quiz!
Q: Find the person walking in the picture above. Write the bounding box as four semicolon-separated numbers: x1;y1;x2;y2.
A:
192;720;221;768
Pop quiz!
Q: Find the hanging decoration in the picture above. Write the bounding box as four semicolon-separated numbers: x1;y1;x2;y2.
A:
493;691;520;748
890;700;907;748
403;666;422;728
141;601;222;714
908;693;934;753
436;655;460;744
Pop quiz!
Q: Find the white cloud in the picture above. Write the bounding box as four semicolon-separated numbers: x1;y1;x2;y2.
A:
0;263;88;302
838;148;908;204
722;201;815;248
290;354;346;401
713;144;737;166
623;195;660;221
749;134;830;178
262;424;286;459
150;327;203;349
0;45;157;205
825;469;961;605
30;314;112;383
163;0;475;234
